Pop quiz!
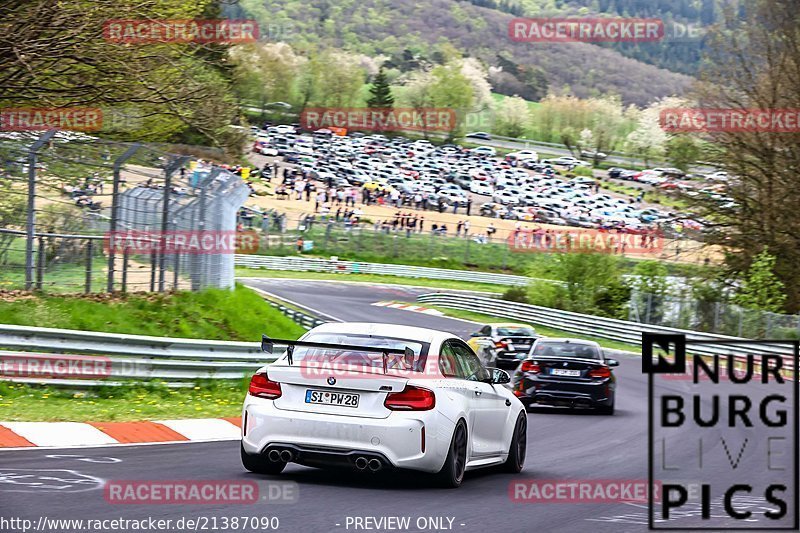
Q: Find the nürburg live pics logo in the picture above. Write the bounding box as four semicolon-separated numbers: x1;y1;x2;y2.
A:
643;333;798;530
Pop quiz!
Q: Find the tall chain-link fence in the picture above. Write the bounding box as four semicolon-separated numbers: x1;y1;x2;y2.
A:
0;131;250;293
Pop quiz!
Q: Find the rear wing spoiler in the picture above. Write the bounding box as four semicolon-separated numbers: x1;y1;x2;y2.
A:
261;335;415;373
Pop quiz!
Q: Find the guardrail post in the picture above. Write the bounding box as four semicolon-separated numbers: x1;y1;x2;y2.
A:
35;236;45;290
85;240;94;293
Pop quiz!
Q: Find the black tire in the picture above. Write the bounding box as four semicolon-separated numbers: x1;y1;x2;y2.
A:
435;420;468;488
597;398;615;415
503;411;527;473
241;444;287;475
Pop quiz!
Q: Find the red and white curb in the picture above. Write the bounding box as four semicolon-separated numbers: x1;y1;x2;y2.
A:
0;417;241;449
372;301;443;316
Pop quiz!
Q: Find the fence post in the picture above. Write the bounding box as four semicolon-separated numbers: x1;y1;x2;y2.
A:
85;240;94;294
645;293;653;324
173;253;180;291
24;130;56;290
35;236;45;290
738;309;744;337
158;156;189;292
464;235;470;264
712;301;721;332
106;144;140;292
122;248;129;293
150;251;157;291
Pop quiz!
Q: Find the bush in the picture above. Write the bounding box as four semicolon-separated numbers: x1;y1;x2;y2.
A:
572;166;594;177
502;286;530;303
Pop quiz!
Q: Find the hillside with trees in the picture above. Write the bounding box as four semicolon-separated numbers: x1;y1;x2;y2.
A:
229;0;693;106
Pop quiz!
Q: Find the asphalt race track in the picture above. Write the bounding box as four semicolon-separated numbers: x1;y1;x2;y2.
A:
1;279;795;533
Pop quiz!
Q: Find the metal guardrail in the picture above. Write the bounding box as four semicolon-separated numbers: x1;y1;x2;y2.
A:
235;255;559;287
417;293;796;365
0;324;278;387
263;299;328;330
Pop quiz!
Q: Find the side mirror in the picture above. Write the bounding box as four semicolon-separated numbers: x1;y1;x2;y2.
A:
470;332;483;338
606;359;619;367
488;367;511;385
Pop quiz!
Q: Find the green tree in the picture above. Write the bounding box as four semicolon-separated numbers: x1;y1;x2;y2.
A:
366;67;395;108
733;250;787;312
666;135;702;172
527;252;625;315
630;261;670;324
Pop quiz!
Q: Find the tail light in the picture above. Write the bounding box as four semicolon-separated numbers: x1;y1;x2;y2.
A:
495;340;508;349
384;385;435;411
249;372;282;399
589;367;611;379
520;360;541;373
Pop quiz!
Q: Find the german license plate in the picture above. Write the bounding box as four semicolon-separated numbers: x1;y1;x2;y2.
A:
550;368;581;377
305;389;359;407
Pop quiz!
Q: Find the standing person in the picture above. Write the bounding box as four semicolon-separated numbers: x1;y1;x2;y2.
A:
414;193;422;210
452;200;459;215
463;220;470;237
456;220;463;237
305;181;314;202
487;223;496;242
272;161;279;178
419;216;425;233
315;191;325;213
466;197;472;216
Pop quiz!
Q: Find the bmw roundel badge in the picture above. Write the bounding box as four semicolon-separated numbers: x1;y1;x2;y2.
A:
327;376;336;385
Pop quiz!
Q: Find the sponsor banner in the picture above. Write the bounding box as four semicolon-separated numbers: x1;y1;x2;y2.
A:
509;18;664;43
507;228;663;255
300;108;457;133
509;479;662;503
103;230;259;255
0;108;102;132
660;108;800;133
103;19;259;44
104;480;298;504
0;353;112;379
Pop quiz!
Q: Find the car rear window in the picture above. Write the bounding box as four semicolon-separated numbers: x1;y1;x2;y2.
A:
496;326;536;337
532;342;602;360
286;333;429;372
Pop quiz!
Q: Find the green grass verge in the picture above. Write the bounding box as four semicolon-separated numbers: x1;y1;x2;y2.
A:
0;283;305;340
425;304;640;354
0;380;246;422
235;267;505;293
0;285;305;422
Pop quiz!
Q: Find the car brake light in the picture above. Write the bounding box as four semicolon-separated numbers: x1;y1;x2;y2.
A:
384;385;435;411
249;372;282;399
495;340;508;349
520;360;541;373
589;367;611;379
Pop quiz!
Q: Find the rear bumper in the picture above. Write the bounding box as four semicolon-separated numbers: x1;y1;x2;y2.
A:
241;397;451;473
515;377;614;408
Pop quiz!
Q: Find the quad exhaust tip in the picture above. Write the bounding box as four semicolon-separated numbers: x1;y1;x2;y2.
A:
355;457;368;470
280;450;293;462
268;450;281;462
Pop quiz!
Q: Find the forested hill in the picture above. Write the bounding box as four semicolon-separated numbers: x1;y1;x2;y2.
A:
232;0;696;106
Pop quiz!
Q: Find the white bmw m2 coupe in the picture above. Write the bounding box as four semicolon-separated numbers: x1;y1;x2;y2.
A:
241;322;527;487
